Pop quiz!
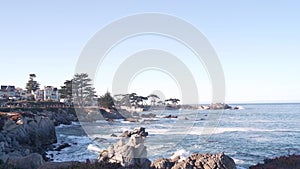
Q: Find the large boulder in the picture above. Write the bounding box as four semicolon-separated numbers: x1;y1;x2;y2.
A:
7;153;44;169
99;127;151;169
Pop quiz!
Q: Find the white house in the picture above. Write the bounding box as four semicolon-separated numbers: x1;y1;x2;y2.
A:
0;85;16;99
34;89;44;101
15;88;28;100
44;86;59;101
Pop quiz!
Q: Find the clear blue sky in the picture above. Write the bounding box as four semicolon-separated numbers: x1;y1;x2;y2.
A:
1;1;299;103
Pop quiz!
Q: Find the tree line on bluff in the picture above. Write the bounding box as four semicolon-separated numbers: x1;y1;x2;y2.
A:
19;73;181;109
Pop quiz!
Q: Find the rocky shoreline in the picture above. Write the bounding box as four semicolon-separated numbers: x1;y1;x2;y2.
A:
37;127;237;169
1;109;300;169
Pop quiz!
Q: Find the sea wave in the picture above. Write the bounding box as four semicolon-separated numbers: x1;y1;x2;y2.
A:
87;144;102;153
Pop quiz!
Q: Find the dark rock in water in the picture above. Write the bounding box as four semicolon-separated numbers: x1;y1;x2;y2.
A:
119;127;148;138
93;137;107;143
7;153;44;169
141;113;156;118
111;133;117;137
106;118;115;122
249;154;300;169
151;152;236;169
54;143;71;151
163;115;178;118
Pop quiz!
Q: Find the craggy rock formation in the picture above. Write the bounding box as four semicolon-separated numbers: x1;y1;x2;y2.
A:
99;127;151;168
249;154;300;169
96;127;236;169
37;109;77;126
0;110;76;168
0;112;56;161
78;108;126;122
151;152;236;169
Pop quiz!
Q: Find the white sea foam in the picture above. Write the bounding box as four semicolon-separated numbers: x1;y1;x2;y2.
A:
236;166;247;169
66;135;92;144
87;144;102;153
146;128;170;135
233;158;245;165
169;149;190;162
55;121;81;128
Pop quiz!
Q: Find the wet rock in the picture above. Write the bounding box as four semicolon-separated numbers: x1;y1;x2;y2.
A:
141;113;156;118
54;143;71;151
163;115;178;118
111;133;117;137
120;127;148;138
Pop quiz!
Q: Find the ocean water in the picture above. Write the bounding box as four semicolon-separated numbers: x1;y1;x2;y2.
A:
47;103;300;168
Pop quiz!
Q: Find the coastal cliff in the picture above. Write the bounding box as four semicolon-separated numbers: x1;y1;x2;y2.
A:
0;109;77;169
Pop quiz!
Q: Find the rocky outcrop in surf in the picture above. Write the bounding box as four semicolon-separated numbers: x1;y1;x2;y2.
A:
97;127;236;169
99;127;151;168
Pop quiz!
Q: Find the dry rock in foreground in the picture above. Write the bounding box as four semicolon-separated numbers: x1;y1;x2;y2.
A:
249;154;300;169
7;153;44;169
152;152;236;169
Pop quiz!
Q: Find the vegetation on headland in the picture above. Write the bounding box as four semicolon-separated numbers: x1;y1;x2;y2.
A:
1;72;240;114
1;73;183;111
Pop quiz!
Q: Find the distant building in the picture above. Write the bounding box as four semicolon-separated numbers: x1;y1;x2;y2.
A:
0;85;16;99
15;88;28;100
34;89;44;101
44;86;59;101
